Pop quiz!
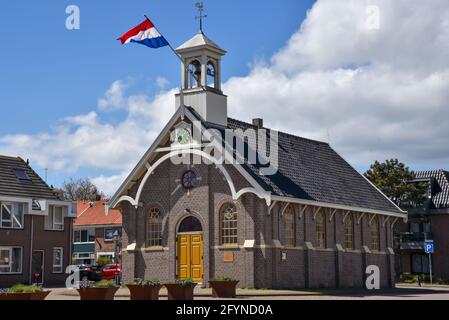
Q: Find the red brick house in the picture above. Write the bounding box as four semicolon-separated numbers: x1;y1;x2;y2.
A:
73;200;122;265
0;155;75;287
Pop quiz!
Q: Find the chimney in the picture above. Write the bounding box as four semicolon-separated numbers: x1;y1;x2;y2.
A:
252;118;264;128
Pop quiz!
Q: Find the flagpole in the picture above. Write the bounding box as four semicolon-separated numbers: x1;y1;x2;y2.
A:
144;14;185;108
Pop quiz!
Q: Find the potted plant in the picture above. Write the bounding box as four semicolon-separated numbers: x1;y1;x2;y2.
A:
164;279;197;300
0;284;50;300
127;278;162;300
209;277;239;298
77;279;118;300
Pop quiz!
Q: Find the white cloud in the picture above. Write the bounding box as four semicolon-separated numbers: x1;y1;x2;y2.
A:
155;76;170;90
98;80;127;111
1;0;449;195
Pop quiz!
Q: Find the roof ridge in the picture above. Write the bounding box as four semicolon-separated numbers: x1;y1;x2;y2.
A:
227;117;329;146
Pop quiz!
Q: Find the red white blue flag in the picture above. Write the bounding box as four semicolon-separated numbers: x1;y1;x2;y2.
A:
118;18;169;48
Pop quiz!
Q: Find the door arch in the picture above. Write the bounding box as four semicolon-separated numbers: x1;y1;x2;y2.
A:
176;216;204;283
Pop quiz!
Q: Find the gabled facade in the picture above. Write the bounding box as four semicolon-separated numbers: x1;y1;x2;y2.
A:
398;170;449;279
0;155;75;287
73;200;122;266
109;31;406;289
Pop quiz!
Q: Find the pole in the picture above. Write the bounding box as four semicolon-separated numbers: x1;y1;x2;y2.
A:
429;252;433;285
144;14;185;108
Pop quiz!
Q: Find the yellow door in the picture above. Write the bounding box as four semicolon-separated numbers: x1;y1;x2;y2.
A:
177;234;203;283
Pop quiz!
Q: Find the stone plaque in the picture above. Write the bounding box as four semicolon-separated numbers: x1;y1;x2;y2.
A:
223;252;234;262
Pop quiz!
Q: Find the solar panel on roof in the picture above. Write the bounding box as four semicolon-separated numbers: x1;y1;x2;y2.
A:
14;169;31;181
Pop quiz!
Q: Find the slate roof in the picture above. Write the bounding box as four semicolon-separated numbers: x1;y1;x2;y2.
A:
204;118;402;214
415;170;449;209
74;200;122;227
176;31;225;53
0;155;59;200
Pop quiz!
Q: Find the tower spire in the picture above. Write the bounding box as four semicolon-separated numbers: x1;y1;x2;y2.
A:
195;2;207;33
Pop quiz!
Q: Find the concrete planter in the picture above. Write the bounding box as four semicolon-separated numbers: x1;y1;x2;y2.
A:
164;283;197;300
209;281;239;298
0;291;50;300
77;287;118;300
127;284;161;300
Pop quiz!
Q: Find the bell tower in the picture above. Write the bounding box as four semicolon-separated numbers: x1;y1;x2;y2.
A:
175;4;227;126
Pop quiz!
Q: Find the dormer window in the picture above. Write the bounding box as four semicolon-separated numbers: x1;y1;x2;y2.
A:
187;59;201;88
14;169;30;181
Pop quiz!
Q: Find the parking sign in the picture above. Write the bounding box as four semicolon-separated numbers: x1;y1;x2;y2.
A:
424;240;434;254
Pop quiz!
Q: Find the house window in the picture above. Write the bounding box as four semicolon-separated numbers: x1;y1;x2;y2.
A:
52;248;63;273
14;169;31;181
316;211;326;248
220;203;238;245
412;253;430;274
74;230;95;243
0;247;22;274
146;207;162;247
45;206;64;231
344;214;354;250
371;216;380;251
0;202;25;229
283;206;295;247
104;228;114;242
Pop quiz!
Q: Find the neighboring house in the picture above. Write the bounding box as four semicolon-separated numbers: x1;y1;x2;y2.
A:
73;200;122;266
397;170;449;279
108;31;407;289
0;155;75;287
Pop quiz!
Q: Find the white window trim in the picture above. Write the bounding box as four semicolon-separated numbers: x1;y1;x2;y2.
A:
73;229;95;244
45;206;65;231
0;246;23;274
52;247;64;274
104;228;114;242
0;202;25;230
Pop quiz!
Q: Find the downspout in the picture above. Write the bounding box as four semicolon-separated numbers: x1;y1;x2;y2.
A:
29;216;34;285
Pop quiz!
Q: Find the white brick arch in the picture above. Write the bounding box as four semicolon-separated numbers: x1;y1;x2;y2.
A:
114;149;270;208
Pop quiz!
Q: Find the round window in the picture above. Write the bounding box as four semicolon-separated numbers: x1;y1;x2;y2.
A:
182;170;198;189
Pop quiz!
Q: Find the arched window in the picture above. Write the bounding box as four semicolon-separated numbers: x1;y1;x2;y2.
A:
316;211;326;248
344;214;354;250
283;206;295;247
146;207;162;247
220;203;238;245
207;61;216;88
371;216;380;251
178;216;203;233
187;60;201;88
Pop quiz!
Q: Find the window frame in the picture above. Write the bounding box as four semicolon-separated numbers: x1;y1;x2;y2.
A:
316;211;326;249
344;214;354;250
0;202;25;230
0;247;23;274
52;247;64;274
146;207;162;248
371;216;380;252
220;203;238;246
283;206;296;247
46;206;64;231
104;228;114;242
73;229;95;244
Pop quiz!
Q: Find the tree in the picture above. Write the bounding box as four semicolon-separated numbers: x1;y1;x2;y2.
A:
364;159;427;209
62;178;103;201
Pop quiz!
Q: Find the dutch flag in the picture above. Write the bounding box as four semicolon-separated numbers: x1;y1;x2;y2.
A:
118;18;169;49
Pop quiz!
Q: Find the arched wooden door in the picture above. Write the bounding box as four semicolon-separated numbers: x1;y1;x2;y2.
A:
177;216;203;283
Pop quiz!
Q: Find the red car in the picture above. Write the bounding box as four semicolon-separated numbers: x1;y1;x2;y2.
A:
101;263;121;280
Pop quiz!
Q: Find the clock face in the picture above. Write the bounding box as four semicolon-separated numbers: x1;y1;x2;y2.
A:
177;128;191;145
182;170;197;189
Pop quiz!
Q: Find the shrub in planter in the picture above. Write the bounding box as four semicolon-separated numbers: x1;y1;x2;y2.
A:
209;277;239;298
127;278;162;300
77;280;118;300
0;284;50;300
164;279;197;300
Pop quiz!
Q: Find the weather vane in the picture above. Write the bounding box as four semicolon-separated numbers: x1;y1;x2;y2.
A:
195;2;207;32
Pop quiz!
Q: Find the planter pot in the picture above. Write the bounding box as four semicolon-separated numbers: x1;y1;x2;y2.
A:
127;285;161;300
209;281;239;298
77;287;118;300
164;283;197;300
0;291;50;301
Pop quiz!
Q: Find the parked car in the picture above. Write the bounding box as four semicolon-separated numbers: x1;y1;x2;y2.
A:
101;263;121;280
75;265;102;282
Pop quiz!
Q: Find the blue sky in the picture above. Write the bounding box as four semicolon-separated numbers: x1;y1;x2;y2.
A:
1;1;448;194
